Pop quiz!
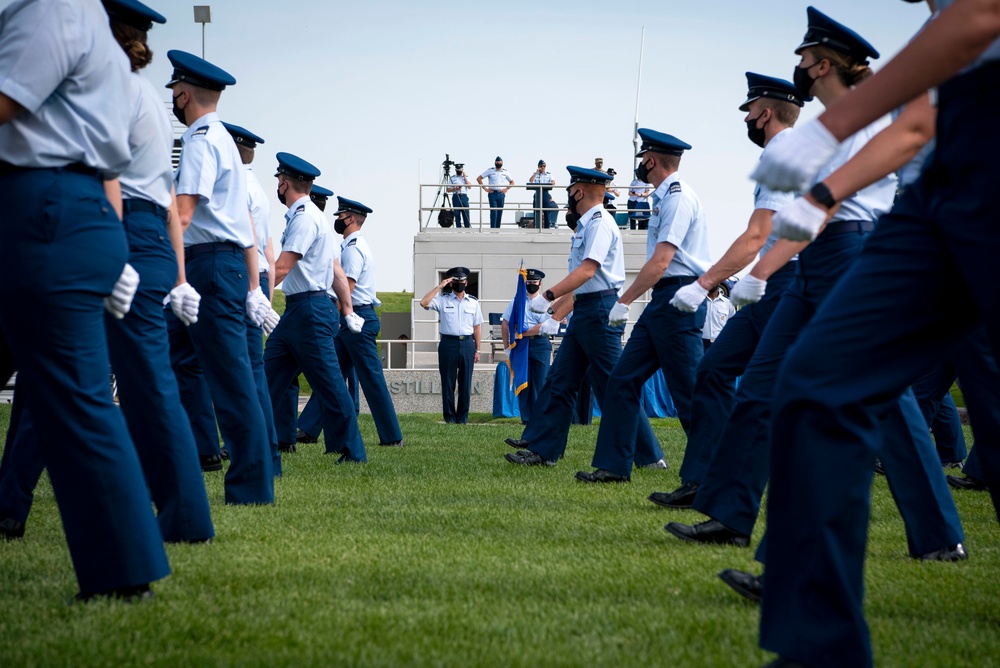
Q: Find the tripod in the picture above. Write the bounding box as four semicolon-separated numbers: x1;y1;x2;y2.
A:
426;154;456;228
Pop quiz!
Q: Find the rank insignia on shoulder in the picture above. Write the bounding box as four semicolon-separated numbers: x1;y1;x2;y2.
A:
192;126;209;136
346;238;357;247
294;204;305;213
592;210;602;218
668;182;682;194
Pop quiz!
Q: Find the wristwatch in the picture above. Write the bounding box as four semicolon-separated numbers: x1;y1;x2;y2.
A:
809;182;837;209
544;289;556;302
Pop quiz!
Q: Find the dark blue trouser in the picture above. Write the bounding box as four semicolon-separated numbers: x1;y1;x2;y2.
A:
532;191;557;229
185;245;274;504
248;272;280;475
677;262;796;485
0;168;169;593
438;336;475;424
591;281;706;477
264;293;366;462
930;394;966;463
517;337;552;424
488;191;505;228
628;201;651;229
166;306;220;458
523;293;660;463
761;65;1000;667
451;193;470;228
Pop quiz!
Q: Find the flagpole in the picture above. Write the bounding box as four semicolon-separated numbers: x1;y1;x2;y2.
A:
633;27;645;171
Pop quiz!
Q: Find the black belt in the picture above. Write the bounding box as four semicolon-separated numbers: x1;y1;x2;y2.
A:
353;303;375;309
123;198;167;219
653;275;698;290
526;335;549;340
259;270;269;276
823;220;876;236
0;161;99;177
286;290;329;303
574;288;619;303
442;334;471;340
185;242;243;259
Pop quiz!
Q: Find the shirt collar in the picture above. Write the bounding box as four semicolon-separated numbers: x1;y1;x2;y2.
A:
342;230;362;246
284;194;311;222
181;112;219;143
653;173;681;199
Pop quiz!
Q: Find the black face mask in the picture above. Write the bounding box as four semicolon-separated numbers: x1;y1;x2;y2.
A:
277;184;287;206
313;198;326;212
334;216;348;235
793;61;820;98
171;93;186;125
566;189;581;217
452;281;466;293
565;211;580;231
746;113;767;148
635;158;652;184
494;163;502;170
525;283;540;294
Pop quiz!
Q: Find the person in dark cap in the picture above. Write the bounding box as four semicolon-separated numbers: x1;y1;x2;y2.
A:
295;197;404;446
168;48;277;504
501;268;552;424
527;161;557;229
0;0;170;598
650;72;803;510
447;164;472;229
504;167;662;468
420;266;484;423
575;129;709;483
308;184;334;211
477;157;513;228
263;154;367;463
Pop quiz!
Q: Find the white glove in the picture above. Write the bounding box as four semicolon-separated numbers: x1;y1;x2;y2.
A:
169;282;201;326
344;312;364;334
608;301;630;326
750;118;840;193
773;196;829;243
104;263;139;319
539;318;561;336
670;282;709;313
246;287;270;326
261;308;280;335
730;275;767;307
528;293;551;314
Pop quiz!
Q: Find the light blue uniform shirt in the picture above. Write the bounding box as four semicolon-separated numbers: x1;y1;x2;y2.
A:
279;195;337;296
121;74;173;209
175;111;254;248
246;167;271;269
480;167;512;191
502;295;547;329
340;231;380;307
648;174;712;278
428;292;483;336
815;117;897;224
449;174;470;194
754;129;798;259
571;204;625;295
0;0;131;176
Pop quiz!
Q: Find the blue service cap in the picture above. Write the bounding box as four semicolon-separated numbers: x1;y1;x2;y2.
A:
796;6;879;61
740;72;809;111
102;0;165;30
334;196;373;216
274;152;320;181
635;128;692;157
310;185;334;200
222;122;264;149
446;267;470;280
526;269;545;281
566;166;612;185
165;50;236;91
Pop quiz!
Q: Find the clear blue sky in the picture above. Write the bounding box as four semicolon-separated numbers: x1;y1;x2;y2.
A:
11;0;931;290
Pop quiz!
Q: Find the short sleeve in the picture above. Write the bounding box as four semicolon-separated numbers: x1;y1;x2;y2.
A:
281;214;319;256
473;302;484;326
583;220;614;265
655;193;695;248
754;183;795;213
427;294;443;313
175;136;218;201
501;298;514;322
340;245;363;281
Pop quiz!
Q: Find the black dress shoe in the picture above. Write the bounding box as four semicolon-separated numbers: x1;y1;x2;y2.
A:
917;543;968;562
278;442;297;453
718;568;762;603
0;515;25;541
576;469;630;483
947;474;988;491
74;584;154;604
379;440;404;447
505;437;529;449
504;450;555;466
942;460;964;470
200;454;223;472
219;447;230;461
648;481;699;509
296;429;318;444
665;519;750;547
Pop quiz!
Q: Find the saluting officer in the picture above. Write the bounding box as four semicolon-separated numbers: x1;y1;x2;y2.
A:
168;49;276;504
501;269;552;424
420;267;483;424
263;153;367;463
504;167;662;468
0;0;169;598
577;129;710;483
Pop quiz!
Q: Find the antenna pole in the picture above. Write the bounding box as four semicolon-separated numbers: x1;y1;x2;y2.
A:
633;27;645;170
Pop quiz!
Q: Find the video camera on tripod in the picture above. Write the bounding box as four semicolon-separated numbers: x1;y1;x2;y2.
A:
437;153;456;228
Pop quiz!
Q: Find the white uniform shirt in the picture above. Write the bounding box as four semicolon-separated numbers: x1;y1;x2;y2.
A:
120;73;173;209
340;230;380;307
529;170;554;185
628;179;652;202
648;174;712;278
816;117;897;224
428;292;483;336
480;166;513;191
449;174;470;194
703;293;736;341
754;129;798;259
175;111;254;248
570;204;625;295
279;195;336;296
246;167;271;270
0;0;131;176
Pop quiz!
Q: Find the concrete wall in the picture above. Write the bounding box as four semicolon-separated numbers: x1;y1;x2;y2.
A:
357;369;496;415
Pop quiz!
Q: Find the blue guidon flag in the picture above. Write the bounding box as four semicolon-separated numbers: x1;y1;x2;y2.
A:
507;267;529;396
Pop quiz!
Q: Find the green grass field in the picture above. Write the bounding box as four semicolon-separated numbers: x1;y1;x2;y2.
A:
0;408;997;667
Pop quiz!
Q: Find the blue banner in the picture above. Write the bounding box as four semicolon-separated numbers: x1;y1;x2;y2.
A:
506;267;529;396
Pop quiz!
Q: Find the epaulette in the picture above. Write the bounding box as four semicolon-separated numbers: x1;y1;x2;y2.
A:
668;182;682;194
592;209;602;219
346;238;357;247
294;204;305;213
192;126;209;137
